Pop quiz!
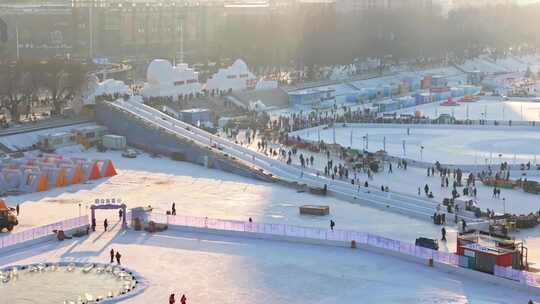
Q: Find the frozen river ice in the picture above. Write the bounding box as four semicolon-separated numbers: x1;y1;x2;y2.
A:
395;99;540;122
292;123;540;165
0;228;536;304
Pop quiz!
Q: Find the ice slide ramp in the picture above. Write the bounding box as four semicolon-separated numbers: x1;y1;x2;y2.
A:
102;99;487;226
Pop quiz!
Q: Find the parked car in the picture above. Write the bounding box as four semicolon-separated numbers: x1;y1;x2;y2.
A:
0;153;11;161
415;237;439;250
122;149;137;158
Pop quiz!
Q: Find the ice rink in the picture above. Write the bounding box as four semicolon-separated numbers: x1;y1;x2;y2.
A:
0;227;535;304
292;124;540;165
395;99;540;122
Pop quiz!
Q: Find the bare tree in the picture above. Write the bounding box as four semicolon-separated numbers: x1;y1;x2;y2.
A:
38;59;87;116
0;62;36;123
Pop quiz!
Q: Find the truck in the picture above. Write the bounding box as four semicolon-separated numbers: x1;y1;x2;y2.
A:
102;134;127;150
0;201;18;232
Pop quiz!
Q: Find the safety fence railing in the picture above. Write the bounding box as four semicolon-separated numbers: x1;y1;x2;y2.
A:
146;213;540;288
494;265;540;287
0;215;89;250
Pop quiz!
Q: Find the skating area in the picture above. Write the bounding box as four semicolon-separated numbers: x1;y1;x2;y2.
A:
396;99;540;122
0;225;535;304
292;122;540;165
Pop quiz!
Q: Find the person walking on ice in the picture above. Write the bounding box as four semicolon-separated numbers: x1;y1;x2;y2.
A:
110;248;115;263
104;219;108;231
330;220;335;231
180;294;187;304
441;227;446;241
115;251;122;265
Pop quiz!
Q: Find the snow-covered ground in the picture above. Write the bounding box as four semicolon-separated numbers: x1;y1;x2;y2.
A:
7;148;540;264
0;226;536;304
1;139;540;302
0;122;95;151
6;149;460;251
292;123;540;165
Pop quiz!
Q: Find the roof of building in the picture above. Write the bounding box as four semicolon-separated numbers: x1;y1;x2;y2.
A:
179;108;210;114
230;88;289;108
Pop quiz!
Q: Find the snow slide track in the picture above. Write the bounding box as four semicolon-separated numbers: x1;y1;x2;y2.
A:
109;100;485;225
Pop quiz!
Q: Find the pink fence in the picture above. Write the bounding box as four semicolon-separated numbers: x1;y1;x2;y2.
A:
148;213;540;289
0;215;89;249
494;265;540;288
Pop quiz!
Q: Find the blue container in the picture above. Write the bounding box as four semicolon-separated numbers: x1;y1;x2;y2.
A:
383;86;391;97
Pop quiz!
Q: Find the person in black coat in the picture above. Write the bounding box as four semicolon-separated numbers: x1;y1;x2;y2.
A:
115;251;122;265
110;248;115;263
441;227;447;241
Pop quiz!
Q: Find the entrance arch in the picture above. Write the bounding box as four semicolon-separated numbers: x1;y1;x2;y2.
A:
90;198;127;229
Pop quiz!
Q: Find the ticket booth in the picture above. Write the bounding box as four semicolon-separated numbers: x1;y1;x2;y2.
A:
457;232;527;273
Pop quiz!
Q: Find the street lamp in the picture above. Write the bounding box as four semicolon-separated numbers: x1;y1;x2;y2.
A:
420;146;424;161
362;136;366;151
502;197;506;215
78;203;82;218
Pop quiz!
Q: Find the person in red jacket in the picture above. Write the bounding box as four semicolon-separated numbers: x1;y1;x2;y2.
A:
169;293;175;304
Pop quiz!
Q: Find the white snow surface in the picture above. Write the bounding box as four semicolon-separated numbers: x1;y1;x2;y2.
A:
1;147;540;302
394;99;540;122
292;123;540;165
0;226;536;304
0;122;96;151
6;149;540;262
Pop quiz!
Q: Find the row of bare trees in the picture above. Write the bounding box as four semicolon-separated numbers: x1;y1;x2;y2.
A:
0;59;87;123
206;3;540;69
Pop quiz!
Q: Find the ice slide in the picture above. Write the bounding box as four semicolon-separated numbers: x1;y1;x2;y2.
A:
110;99;485;225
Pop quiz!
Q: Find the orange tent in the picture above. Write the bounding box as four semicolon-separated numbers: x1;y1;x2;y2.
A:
71;166;85;184
56;168;68;187
0;200;8;210
103;160;117;177
88;162;101;180
35;175;49;192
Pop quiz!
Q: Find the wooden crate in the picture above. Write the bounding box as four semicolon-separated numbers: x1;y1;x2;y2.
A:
299;205;330;216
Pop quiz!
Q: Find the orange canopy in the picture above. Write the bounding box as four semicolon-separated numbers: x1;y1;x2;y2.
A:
0;200;8;210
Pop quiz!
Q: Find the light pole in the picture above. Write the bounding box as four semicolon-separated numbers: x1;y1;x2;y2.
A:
365;133;369;150
420;145;424;161
362;136;366;151
78;203;82;218
502;197;506;214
